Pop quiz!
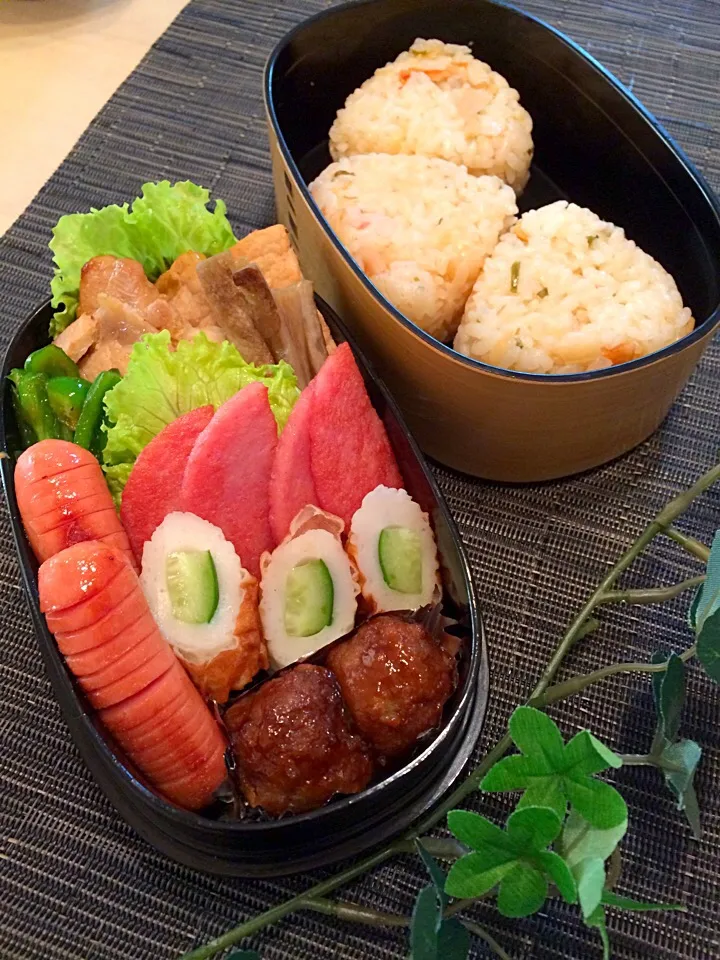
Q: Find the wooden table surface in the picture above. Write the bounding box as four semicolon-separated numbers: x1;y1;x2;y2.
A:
0;0;188;236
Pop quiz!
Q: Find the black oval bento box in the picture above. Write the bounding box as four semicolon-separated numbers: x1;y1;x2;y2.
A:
0;298;488;878
265;0;720;482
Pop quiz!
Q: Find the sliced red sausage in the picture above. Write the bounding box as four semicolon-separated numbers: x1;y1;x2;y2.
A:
39;541;227;810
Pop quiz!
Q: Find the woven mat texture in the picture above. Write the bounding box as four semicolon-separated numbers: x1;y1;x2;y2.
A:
1;0;719;958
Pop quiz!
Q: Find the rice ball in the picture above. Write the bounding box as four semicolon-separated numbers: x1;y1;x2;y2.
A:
329;38;534;193
310;153;517;341
453;201;694;374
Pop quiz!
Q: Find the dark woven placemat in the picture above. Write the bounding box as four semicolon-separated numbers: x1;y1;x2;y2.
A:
1;1;719;958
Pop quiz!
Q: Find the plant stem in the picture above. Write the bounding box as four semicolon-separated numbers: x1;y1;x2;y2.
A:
304;895;477;927
463;920;513;960
618;754;661;766
445;898;479;917
305;896;510;959
178;846;398;959
304;896;409;928
666;527;711;562
531;459;719;698
618;753;684;774
181;460;720;959
533;645;697;708
599;575;704;606
394;836;466;860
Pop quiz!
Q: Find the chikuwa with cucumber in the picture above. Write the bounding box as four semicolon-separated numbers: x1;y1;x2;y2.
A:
348;486;440;615
140;512;267;704
9;342;121;458
259;506;359;670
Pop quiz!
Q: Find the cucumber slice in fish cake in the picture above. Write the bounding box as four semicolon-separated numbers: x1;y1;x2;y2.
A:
166;550;219;625
378;527;423;594
284;559;334;638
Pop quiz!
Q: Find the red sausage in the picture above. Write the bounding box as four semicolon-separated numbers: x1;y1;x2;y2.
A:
101;663;189;735
87;645;177;709
44;566;138;636
160;741;228;810
38;541;227;811
58;592;153;658
16;440;136;569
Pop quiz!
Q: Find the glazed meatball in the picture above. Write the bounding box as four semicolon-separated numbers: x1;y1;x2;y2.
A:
225;664;373;815
326;615;456;758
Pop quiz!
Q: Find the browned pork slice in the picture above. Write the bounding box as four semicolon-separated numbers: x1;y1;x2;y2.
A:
78;256;161;317
78;296;157;380
53;312;99;363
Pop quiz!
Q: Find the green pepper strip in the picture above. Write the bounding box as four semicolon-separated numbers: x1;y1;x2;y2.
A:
74;369;122;456
24;344;80;379
9;370;72;443
9;372;38;449
47;377;91;432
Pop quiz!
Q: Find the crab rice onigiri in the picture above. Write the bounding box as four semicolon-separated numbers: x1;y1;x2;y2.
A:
453;201;694;374
310;153;517;341
328;38;534;193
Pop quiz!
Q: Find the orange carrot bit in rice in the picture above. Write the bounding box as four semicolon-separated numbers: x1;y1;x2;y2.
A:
602;342;636;365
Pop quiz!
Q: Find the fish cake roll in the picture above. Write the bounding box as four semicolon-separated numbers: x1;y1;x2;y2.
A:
260;506;359;670
347;486;440;614
140;512;267;703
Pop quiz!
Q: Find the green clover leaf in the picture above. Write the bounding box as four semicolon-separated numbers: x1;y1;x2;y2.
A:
574;857;606;919
534;851;577;903
690;530;720;632
585;905;611;960
661;739;702;838
416;839;450;907
445;806;577;917
650;652;702;837
650;652;685;751
697;608;720;683
557;788;684;957
481;707;627;829
580;887;685;958
410;843;470;960
601;891;685;913
557;808;627;869
688;531;720;684
496;862;547;918
556;807;627;957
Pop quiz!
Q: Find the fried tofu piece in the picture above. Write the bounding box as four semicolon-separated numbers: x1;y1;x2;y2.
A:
155;251;214;336
231;225;302;289
155;251;207;298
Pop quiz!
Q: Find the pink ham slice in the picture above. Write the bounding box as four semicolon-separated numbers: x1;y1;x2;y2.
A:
309;342;404;529
179;383;277;577
268;380;319;544
121;406;214;564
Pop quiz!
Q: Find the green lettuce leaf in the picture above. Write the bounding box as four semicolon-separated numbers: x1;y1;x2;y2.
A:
49;181;237;336
101;331;299;505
